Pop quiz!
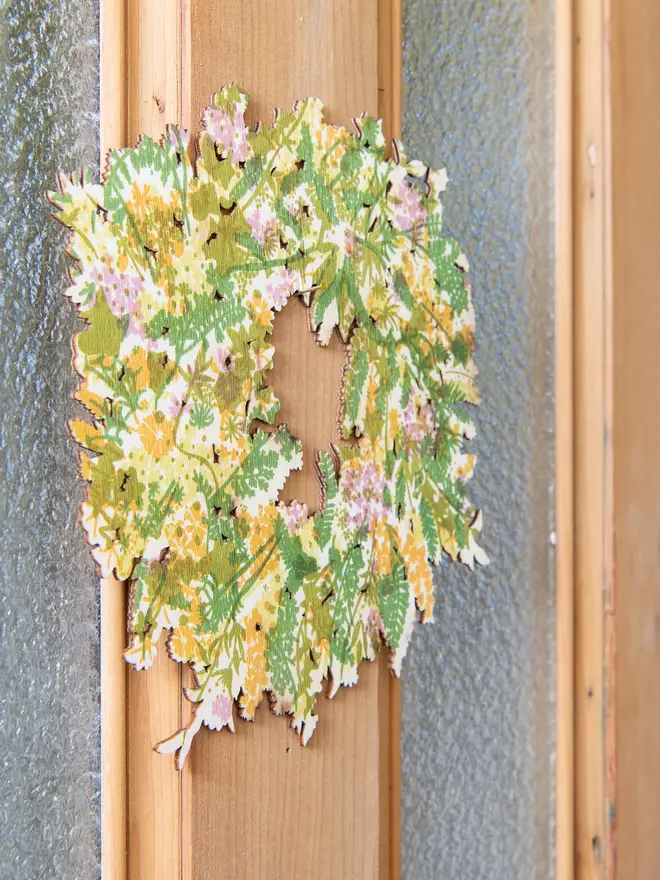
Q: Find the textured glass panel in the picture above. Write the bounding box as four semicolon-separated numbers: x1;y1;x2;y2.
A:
401;2;555;878
0;2;100;877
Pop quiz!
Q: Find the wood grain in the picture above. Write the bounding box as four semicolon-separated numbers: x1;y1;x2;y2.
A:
611;2;660;877
269;295;348;512
573;2;612;877
126;0;184;148
100;0;126;159
191;658;384;880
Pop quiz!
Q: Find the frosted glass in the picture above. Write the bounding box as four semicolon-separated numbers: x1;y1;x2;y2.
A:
0;2;101;877
401;2;556;877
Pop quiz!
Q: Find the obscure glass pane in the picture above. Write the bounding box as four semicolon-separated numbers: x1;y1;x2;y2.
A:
401;2;555;877
0;2;101;877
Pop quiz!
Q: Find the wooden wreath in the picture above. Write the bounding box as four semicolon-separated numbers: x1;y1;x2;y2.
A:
51;85;487;768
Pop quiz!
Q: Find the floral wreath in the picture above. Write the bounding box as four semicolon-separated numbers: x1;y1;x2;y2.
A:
51;85;487;768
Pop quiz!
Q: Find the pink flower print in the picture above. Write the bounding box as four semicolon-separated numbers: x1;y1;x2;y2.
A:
247;209;266;246
248;210;281;254
203;106;250;165
341;461;388;530
365;606;384;636
210;693;233;726
166;390;192;420
93;264;145;337
392;179;427;234
402;397;436;446
166;125;190;152
283;501;309;535
344;228;362;259
265;268;297;311
210;342;235;373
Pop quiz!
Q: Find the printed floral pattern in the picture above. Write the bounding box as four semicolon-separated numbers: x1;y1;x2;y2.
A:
51;85;487;768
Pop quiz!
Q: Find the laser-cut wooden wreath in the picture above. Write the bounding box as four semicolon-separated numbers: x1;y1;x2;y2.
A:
51;85;488;768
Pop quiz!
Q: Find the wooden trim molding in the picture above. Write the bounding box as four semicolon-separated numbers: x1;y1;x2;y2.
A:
557;3;615;877
558;1;617;876
573;1;614;878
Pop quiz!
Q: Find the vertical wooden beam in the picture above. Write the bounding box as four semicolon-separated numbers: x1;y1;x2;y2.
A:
611;2;660;877
556;1;574;877
185;3;400;878
101;1;401;877
573;0;613;877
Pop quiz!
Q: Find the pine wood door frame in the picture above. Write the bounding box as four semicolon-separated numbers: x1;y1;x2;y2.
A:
561;1;660;877
100;2;660;879
559;1;616;877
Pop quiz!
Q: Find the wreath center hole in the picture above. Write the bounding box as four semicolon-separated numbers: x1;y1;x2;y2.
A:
269;295;355;513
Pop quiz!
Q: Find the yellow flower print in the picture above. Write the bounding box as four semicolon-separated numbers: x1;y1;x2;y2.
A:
456;453;476;482
387;408;400;442
138;412;175;459
247;291;272;328
166;291;185;316
373;521;392;575
168;623;200;665
165;501;207;561
128;181;150;219
126;347;150;390
75;384;105;418
239;611;267;720
401;532;435;622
